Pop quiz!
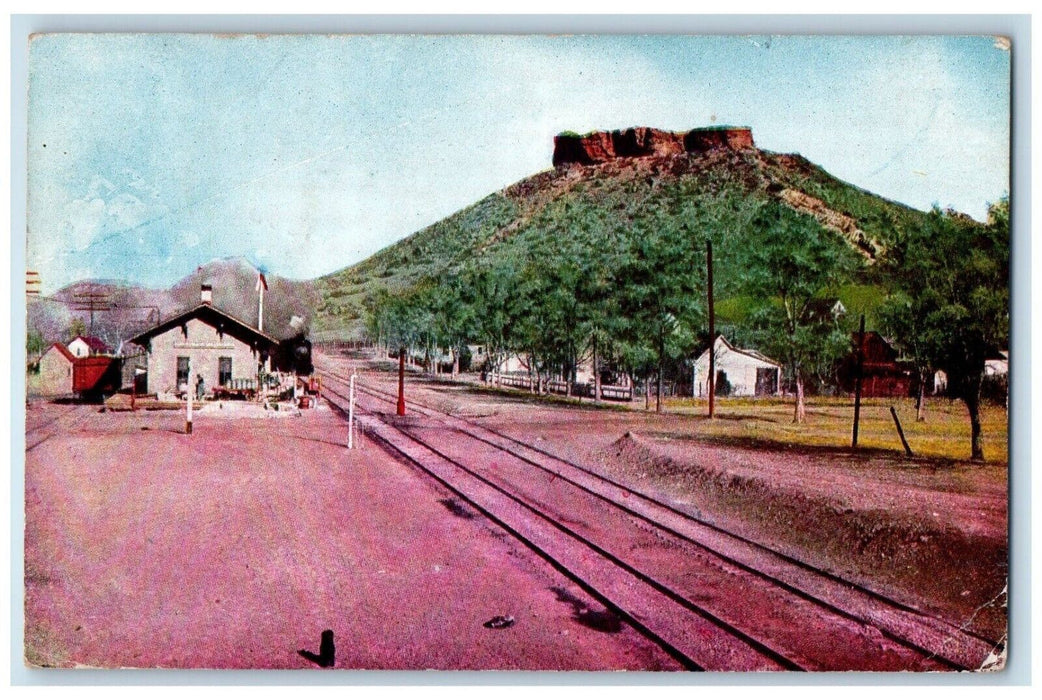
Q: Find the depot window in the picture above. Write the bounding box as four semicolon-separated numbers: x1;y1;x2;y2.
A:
219;357;232;386
177;356;189;387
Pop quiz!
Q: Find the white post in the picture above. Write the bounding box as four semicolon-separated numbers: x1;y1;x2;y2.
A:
258;282;264;333
186;359;194;434
348;372;357;449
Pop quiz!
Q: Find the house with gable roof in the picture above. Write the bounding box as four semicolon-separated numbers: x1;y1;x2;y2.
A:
67;334;111;358
127;285;279;397
29;342;76;397
692;335;782;397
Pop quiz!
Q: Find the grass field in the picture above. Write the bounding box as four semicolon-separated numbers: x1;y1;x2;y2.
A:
666;395;1008;465
362;357;1008;465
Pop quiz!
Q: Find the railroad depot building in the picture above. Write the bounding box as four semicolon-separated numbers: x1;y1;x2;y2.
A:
128;286;279;397
692;335;782;397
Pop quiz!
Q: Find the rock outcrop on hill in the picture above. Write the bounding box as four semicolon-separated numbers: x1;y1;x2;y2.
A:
552;126;754;167
315;124;940;337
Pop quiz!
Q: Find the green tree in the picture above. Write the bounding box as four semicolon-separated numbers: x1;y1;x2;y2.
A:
462;257;520;386
879;292;933;421
616;207;705;412
27;329;47;361
430;277;478;376
368;288;426;362
515;223;605;397
740;201;859;422
575;239;627;403
880;199;1009;460
363;289;399;356
508;259;560;393
68;317;86;340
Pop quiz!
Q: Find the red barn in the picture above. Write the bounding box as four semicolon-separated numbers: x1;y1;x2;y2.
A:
838;331;912;397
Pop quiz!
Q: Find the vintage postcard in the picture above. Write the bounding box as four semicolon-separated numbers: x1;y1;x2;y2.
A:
23;33;1009;672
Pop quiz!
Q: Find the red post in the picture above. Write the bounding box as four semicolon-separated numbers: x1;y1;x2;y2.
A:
397;349;406;416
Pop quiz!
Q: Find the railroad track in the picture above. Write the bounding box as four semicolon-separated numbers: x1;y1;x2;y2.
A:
25;404;92;452
316;361;997;672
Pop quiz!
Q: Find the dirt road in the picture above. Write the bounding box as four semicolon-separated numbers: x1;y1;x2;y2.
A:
24;402;674;669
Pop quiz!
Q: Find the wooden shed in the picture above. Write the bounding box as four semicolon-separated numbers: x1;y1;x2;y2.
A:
30;342;75;397
692;336;782;397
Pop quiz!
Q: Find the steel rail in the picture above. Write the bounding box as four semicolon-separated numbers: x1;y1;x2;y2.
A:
318;363;997;669
325;382;805;670
335;367;1000;648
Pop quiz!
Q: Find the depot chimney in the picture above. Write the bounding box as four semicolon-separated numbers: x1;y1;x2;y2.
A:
200;284;213;305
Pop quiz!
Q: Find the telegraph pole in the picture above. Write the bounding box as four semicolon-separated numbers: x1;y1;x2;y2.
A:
852;314;865;448
186;359;194;434
348;372;357;448
707;240;715;419
72;287;111;337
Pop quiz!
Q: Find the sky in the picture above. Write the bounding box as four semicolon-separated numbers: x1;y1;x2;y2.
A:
27;34;1010;293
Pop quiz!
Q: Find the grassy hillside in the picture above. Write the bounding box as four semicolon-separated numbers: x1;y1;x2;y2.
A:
315;145;933;338
314;194;518;335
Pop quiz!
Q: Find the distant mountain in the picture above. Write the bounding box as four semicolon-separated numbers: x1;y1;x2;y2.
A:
313;126;935;337
166;258;319;339
28;257;318;352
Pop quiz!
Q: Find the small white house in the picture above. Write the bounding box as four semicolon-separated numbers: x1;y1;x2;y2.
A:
933;369;948;395
67;335;110;358
467;344;488;366
985;351;1009;378
692;335;782;397
490;353;530;375
935;351;1009;395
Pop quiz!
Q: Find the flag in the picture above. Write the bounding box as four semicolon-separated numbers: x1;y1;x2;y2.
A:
255;271;268;292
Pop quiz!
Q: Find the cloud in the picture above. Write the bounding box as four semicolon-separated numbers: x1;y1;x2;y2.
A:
26;35;1010;290
61;180;168;253
107;192;163;230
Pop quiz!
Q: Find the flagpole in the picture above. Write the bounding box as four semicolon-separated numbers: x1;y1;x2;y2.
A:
256;271;266;333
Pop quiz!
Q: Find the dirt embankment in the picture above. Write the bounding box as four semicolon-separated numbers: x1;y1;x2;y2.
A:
606;431;1007;642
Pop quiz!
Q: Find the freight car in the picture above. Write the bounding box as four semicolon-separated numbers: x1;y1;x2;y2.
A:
73;356;122;401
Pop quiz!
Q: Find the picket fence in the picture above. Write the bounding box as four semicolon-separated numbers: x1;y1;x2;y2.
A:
489;374;632;402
